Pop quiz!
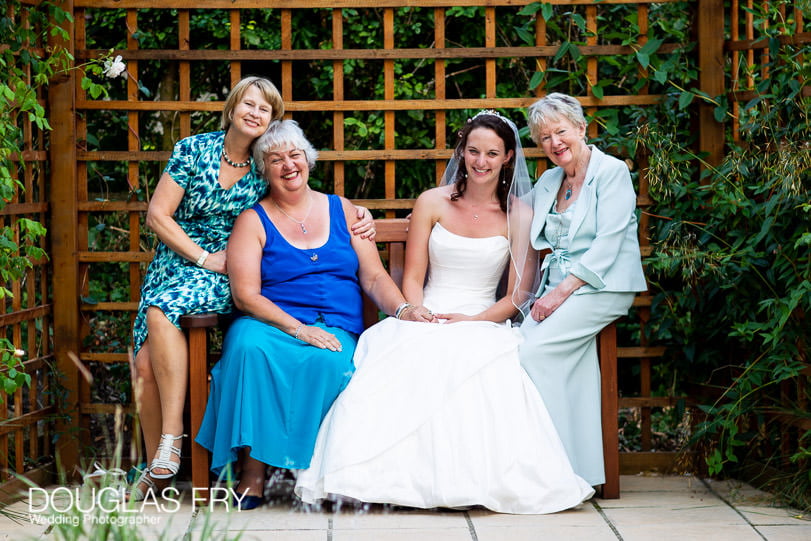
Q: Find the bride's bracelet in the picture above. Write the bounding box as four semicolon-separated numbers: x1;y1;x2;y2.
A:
394;302;413;320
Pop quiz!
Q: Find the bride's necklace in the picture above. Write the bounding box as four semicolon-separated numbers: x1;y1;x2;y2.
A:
221;145;251;168
272;192;314;234
469;196;496;222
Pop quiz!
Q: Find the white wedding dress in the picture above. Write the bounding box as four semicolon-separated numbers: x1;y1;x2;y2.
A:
295;222;595;514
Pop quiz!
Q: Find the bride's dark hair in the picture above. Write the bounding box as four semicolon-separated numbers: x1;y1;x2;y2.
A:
449;113;516;212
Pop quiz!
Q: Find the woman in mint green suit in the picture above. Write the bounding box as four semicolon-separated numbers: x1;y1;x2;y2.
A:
519;93;647;487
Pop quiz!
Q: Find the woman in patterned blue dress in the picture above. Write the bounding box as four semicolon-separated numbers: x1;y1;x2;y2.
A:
130;78;375;500
195;119;433;510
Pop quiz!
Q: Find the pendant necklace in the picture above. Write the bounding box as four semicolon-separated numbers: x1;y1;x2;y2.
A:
272;192;313;234
222;145;251;168
564;182;573;200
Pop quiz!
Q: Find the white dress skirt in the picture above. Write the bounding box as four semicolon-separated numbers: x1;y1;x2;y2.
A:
295;223;594;514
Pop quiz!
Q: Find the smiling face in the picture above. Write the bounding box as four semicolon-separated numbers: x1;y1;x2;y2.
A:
537;116;587;170
264;146;310;193
230;85;274;140
462;127;514;187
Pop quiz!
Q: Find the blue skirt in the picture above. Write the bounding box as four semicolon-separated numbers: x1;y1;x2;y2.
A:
195;316;357;475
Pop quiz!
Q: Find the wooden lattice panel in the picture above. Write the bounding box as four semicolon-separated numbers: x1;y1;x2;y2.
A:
0;0;56;492
60;0;702;469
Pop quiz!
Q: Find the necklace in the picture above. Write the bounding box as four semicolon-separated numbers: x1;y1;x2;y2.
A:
271;193;313;234
222;146;251;168
564;147;591;200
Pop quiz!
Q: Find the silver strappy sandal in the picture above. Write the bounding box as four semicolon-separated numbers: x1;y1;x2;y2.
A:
149;433;187;480
127;468;157;502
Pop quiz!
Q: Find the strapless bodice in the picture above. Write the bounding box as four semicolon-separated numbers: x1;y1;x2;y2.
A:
422;222;510;314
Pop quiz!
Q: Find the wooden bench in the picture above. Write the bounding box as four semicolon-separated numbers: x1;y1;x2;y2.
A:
180;217;621;499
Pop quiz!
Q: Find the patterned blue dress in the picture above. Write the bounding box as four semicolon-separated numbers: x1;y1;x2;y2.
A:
132;131;268;355
195;195;363;474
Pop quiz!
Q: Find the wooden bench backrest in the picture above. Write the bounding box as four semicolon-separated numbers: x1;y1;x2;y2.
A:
363;218;409;327
183;216;622;499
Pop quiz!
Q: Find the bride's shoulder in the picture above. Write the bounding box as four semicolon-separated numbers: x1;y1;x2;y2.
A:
415;185;452;207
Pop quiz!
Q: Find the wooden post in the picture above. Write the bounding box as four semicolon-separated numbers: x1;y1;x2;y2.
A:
48;0;80;477
181;313;219;501
697;0;726;169
599;322;620;499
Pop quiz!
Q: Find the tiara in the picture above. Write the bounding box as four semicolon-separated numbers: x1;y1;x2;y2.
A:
468;109;511;124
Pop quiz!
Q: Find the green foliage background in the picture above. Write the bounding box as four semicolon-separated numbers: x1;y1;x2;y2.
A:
2;0;809;508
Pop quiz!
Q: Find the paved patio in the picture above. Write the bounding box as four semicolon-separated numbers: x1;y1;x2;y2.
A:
1;474;809;540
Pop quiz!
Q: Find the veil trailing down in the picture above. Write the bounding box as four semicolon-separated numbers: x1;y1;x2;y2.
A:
440;110;539;320
295;111;594;514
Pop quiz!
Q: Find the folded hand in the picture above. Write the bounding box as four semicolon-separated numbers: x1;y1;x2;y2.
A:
401;305;439;323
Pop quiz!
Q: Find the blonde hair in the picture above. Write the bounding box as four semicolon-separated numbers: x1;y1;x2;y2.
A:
221;76;284;131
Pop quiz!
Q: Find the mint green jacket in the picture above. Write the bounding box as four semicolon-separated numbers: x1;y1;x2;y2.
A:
530;145;647;296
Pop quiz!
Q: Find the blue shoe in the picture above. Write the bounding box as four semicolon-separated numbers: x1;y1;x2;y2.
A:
232;492;264;511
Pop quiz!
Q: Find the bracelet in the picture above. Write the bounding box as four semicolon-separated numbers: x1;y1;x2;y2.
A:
294;324;304;340
195;250;209;268
395;302;413;320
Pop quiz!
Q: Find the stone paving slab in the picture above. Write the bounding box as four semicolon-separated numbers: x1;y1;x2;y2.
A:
0;474;808;540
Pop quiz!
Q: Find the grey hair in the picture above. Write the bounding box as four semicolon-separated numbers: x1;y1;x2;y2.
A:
527;93;587;144
253;119;319;175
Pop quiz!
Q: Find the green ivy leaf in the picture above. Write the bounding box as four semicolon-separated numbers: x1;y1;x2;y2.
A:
636;52;650;69
552;42;569;63
653;70;668;84
514;26;534;47
541;3;554;21
638;38;664;56
3;378;17;394
517;2;542;16
678;91;694;110
591;85;604;100
529;71;544;91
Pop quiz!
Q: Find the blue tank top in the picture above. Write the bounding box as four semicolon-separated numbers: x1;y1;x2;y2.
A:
252;194;364;335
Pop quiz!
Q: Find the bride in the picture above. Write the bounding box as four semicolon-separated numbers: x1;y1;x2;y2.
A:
295;111;594;514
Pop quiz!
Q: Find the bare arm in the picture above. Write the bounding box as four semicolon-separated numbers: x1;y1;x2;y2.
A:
401;190;437;306
146;172;227;273
342;198;434;322
228;208;346;351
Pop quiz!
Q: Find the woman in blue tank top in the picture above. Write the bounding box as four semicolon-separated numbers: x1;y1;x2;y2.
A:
195;120;434;510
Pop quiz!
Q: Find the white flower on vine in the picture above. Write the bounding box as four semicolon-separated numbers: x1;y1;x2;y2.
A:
103;55;126;79
13;349;25;357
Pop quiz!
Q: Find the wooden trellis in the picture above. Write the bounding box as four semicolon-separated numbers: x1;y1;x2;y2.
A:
64;0;702;475
1;0;805;492
0;0;57;495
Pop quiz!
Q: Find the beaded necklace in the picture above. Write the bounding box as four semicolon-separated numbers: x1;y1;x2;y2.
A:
222;146;251;168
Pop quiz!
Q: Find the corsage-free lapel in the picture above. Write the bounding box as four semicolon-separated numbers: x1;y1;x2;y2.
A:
567;145;599;243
